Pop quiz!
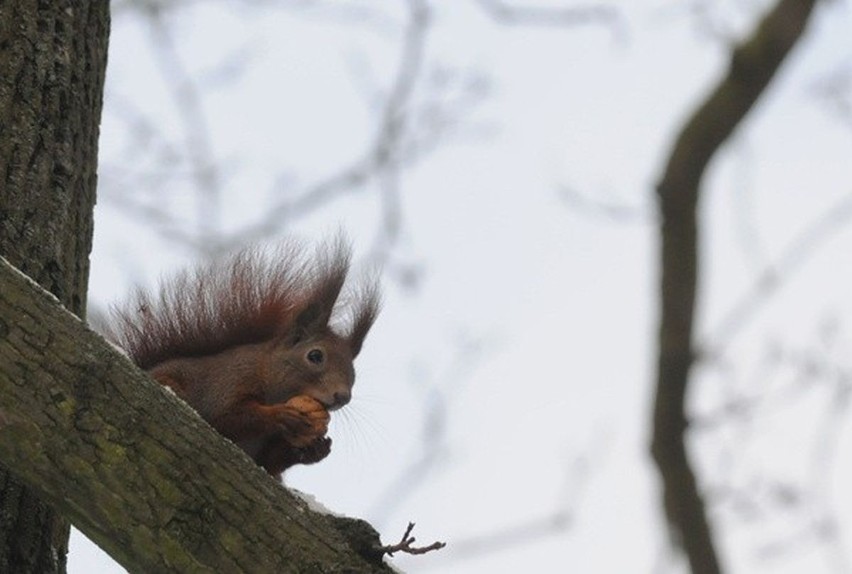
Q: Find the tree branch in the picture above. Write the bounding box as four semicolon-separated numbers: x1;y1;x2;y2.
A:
0;256;395;573
651;1;820;573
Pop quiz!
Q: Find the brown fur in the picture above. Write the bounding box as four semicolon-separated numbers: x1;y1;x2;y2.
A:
106;237;380;478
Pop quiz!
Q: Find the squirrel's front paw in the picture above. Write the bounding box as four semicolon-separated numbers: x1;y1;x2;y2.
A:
259;436;332;475
295;436;332;465
278;395;330;446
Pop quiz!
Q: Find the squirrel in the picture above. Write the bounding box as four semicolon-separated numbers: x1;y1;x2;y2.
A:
105;238;380;479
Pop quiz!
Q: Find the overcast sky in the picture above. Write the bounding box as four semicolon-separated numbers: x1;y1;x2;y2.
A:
75;1;852;572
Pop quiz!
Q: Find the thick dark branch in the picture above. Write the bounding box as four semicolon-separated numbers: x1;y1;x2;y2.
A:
0;257;394;573
651;1;819;573
657;0;819;205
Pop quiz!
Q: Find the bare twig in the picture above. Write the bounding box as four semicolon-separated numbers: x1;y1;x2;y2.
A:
703;189;852;359
813;62;852;130
102;4;230;256
475;0;618;28
700;333;852;571
104;1;446;266
368;333;485;525
442;511;570;559
391;429;604;568
558;185;654;224
145;8;224;253
227;0;433;260
379;522;446;557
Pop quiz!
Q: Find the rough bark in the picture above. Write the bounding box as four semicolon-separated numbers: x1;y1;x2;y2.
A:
0;255;396;573
0;1;109;571
650;1;820;573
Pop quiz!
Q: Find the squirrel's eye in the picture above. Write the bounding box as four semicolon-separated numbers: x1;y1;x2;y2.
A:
306;348;324;365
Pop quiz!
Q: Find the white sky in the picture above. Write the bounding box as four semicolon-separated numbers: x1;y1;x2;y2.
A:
75;1;852;572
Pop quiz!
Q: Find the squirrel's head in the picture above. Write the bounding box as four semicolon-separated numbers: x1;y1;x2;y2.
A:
269;330;357;410
265;241;380;410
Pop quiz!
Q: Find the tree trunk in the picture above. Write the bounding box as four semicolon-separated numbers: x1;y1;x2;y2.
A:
651;1;819;572
0;0;110;571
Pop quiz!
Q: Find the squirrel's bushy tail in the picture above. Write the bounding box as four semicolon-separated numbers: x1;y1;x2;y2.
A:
107;238;380;369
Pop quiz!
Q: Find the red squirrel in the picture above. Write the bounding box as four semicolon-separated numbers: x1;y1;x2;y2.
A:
107;238;380;479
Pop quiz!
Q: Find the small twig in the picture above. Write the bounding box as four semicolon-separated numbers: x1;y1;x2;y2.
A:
558;185;654;225
379;522;446;557
703;189;852;359
475;0;619;28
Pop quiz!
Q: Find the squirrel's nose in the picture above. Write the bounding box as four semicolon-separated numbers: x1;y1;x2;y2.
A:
332;390;351;409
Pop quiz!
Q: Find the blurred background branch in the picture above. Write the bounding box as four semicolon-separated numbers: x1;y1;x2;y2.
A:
652;1;820;572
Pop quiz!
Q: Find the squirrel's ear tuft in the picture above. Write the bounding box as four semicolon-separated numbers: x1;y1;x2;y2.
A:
289;238;350;343
347;279;381;358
